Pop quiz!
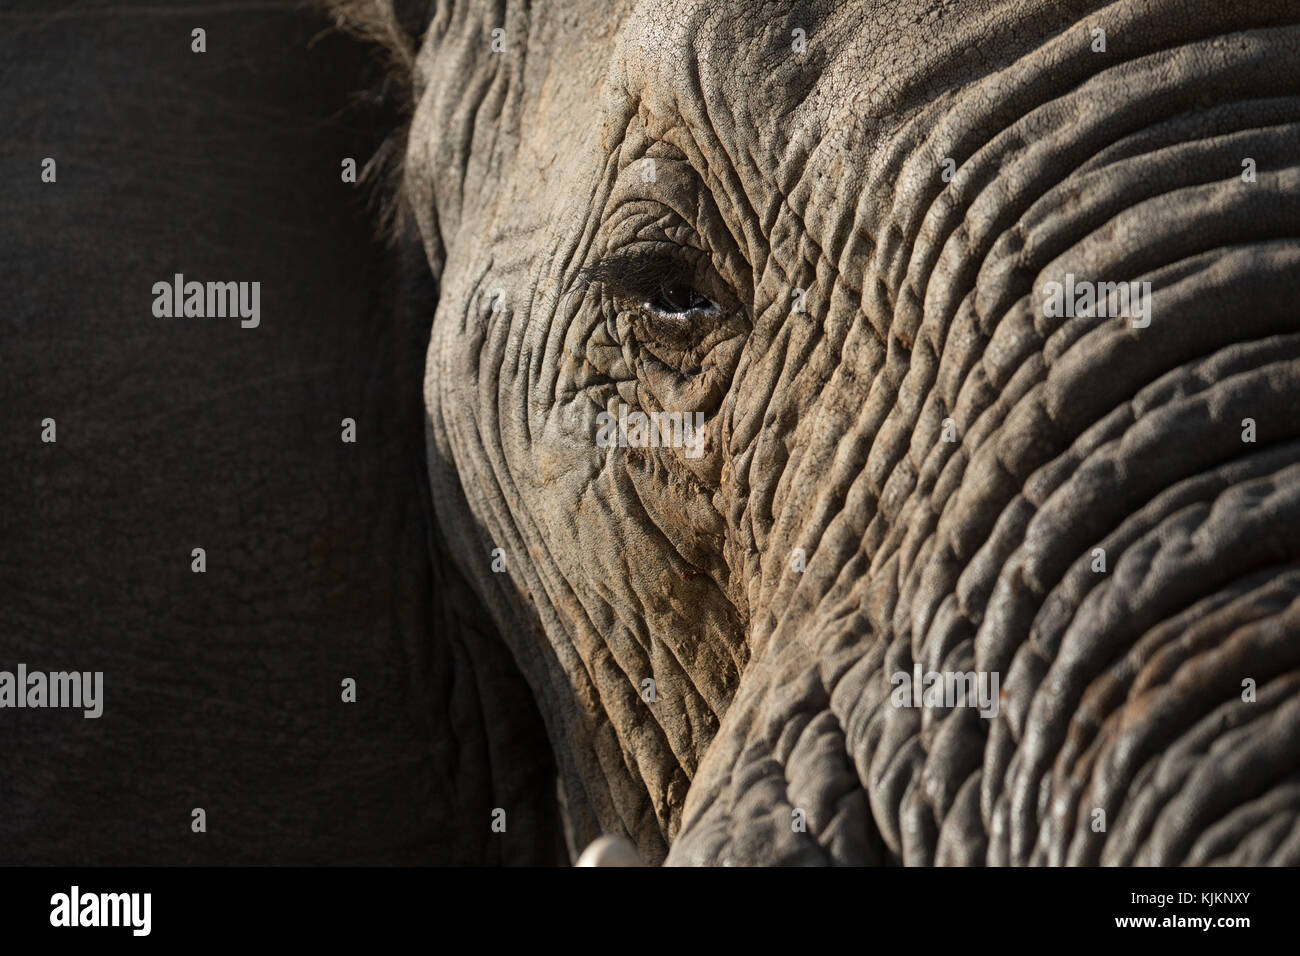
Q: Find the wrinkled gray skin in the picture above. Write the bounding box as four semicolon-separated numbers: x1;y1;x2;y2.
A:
339;0;1300;864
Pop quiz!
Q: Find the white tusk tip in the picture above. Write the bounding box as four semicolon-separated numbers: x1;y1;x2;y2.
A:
575;834;643;867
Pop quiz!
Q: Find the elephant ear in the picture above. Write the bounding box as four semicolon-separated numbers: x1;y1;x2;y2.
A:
328;0;432;64
0;1;561;864
331;0;581;862
329;0;578;861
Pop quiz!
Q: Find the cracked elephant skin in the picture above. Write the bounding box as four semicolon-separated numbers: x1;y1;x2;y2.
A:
361;0;1300;865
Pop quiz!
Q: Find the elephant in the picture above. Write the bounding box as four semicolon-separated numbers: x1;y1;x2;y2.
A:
326;0;1300;866
4;0;1298;868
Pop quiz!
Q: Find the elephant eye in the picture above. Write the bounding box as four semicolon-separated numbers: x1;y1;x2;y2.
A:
642;281;719;319
575;249;729;332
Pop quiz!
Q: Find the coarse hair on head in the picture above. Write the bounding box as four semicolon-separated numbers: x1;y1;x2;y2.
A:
322;0;431;242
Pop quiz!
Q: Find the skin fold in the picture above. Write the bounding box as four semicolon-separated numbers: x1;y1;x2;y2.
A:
335;0;1300;865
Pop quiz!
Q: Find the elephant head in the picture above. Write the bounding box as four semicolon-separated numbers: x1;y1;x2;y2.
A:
334;0;1300;865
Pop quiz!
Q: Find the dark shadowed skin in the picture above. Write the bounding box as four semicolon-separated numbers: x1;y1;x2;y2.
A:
1;0;562;864
332;0;1300;864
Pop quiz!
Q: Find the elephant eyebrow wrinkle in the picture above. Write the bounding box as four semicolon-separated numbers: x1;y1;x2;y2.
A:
572;249;696;301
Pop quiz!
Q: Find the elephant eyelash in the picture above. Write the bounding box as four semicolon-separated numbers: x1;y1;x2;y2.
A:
575;250;696;300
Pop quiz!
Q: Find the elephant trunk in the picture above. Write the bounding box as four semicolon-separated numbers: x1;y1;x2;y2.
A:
669;7;1300;864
